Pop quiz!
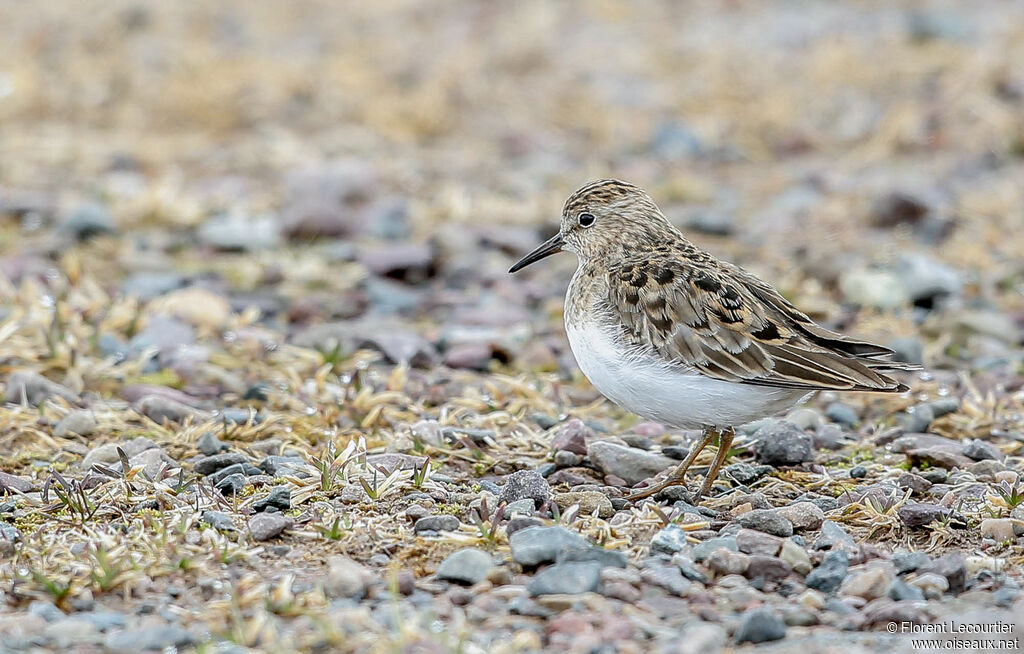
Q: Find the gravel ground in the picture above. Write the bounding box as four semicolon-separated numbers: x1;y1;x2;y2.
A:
2;1;1024;652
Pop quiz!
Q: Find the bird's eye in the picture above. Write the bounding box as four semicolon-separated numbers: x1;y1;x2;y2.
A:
578;212;596;228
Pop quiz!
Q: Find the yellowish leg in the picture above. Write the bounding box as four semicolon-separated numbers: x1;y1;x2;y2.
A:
695;426;734;501
628;428;717;501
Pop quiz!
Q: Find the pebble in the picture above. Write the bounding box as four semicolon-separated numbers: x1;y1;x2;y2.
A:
897;502;949;528
194;453;249;475
723;462;774;485
60;201;116;240
849;465;867;479
586;442;677;486
0;471;34;494
436;548;494;585
197;211;281;251
920;552;966;593
201;511;237;532
838;268;908;309
692;536;738;562
81;437;157;470
896;472;932;494
509;526;589;567
4;371;78;406
527;562;602;596
215;473;246;495
736;529;782;556
552;491;613;518
734;607;786;644
640;566;692;596
963;439;1003;461
840;567;891;599
892;551;931;574
557;546;628;569
888;577;925;601
784;407;823;431
979;518;1015;542
779;540;812;575
752;420;813;466
252;487;291;513
813;520;857;552
135;395;202;424
677;622;728;654
706;548;750;576
746;555;792;581
498;470;551;508
248;513;293;540
806;550;849;593
413;515;460;533
775;502;825;531
196;431;228;456
54;410;97;437
910;573;949;599
736;509;794;537
104;626;194;653
324;555;372;598
825;402;859;427
814;424;851;450
550;418;591;455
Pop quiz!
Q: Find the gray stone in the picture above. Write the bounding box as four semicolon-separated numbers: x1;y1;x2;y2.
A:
745;555;792;581
436;548;493;585
706;548;750;576
54;411;97;438
849;464;867;479
734;607;786;644
104;626;194;653
724;462;773;485
650;524;689;554
898;404;935;433
509;526;588;567
324;555;372;598
527;562;602;596
201;511;237;532
896;253;961;305
0;471;33;494
197;211;281;251
677;622;728;653
413;515;459;533
61;201;116;241
640;565;693;596
735;529;783;556
784;408;823;431
498;470;551;508
120;271;186;300
920;552;966;593
752;420;813;466
215;473;246;495
586;441;676;486
27;600;63;622
805;550;849;593
4;371;78;406
736;509;794;537
896;472;932;494
812;520;857;552
556;545;627;569
889;337;925;365
897;502;949;528
81;437;157;471
838;268;909;309
892;550;931;574
963;439;1003;461
551;419;590;455
248;513;293;540
825;403;859;427
253;487;291;513
776;502;825;531
814;424;851;450
135;395;203;424
692;536;738;562
194;452;249;475
889;577;925;601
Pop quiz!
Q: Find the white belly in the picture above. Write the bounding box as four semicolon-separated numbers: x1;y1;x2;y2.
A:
565;323;809;429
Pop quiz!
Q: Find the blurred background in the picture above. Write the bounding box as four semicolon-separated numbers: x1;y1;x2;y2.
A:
2;0;1024;393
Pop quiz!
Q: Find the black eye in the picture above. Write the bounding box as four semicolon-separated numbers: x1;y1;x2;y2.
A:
578;212;596;227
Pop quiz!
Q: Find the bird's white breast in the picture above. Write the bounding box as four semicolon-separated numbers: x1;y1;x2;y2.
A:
565;322;808;429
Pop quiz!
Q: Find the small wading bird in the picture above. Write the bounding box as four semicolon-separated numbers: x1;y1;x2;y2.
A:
510;179;917;502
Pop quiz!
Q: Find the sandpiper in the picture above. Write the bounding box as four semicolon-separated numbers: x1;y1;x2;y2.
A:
510;179;917;502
